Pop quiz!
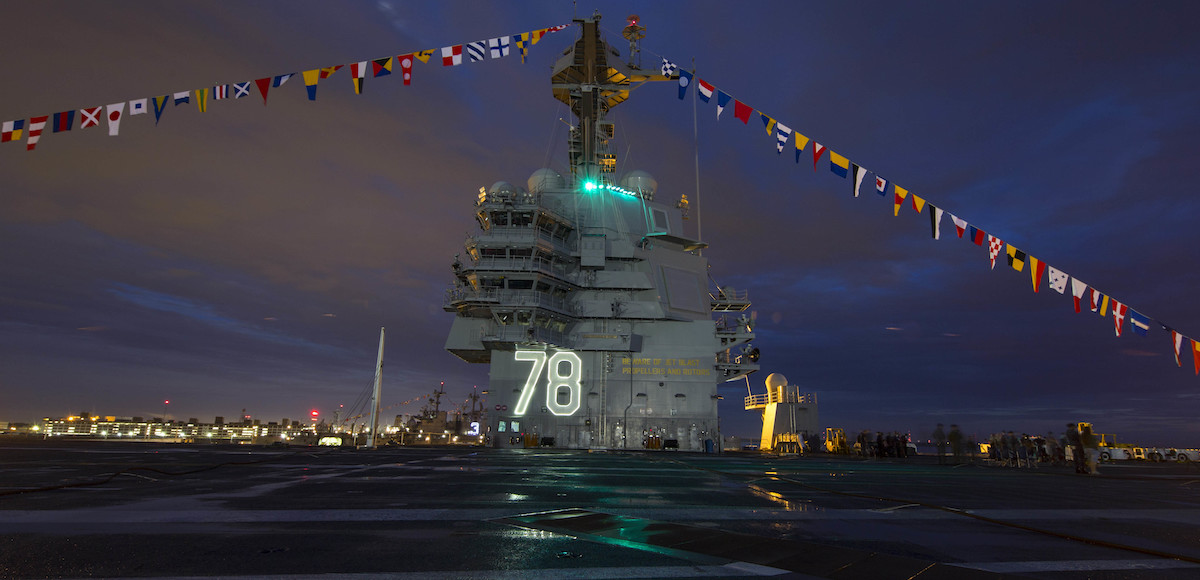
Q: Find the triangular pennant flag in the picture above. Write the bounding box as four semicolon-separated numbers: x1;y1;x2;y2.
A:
911;194;926;214
812;143;826;171
969;225;986;246
775;123;791;154
893;186;908;216
319;65;342;78
1006;244;1026;272
1128;310;1150;336
530;28;549;45
875;175;888;196
25;115;47;151
129;98;147;116
1029;256;1045;292
302;70;320;100
829;151;850;178
760;112;776;135
233;82;251;98
793;132;809;163
697;79;714;102
466;40;487;63
173;91;190;105
350;61;367;94
987;235;1003;269
1112;301;1128;337
106;102;124;135
852;164;867;197
412;49;435;64
1;119;25;142
678;69;692;100
1071;278;1087;312
194;88;208;113
930;205;944;239
80;106;102;128
1047;266;1068;294
1193;339;1200;375
52;111;74;133
716;90;731;120
951;215;967;237
733;100;752;124
442;45;463;66
1170;329;1183;366
399;53;414;85
255;78;271;104
488;37;510;59
1091;288;1102;312
272;73;293;87
152;96;168;124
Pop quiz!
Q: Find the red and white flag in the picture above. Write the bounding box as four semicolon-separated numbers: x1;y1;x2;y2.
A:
80;106;102;128
951;215;967;238
1170;329;1183;367
697;79;714;102
1091;288;1102;312
399;53;414;85
442;45;463;66
1070;278;1087;312
1112;301;1128;336
106;102;125;136
812;143;826;171
25;115;48;150
987;235;1003;269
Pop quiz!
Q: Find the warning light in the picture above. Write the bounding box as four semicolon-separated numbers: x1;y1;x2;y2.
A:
310;409;319;421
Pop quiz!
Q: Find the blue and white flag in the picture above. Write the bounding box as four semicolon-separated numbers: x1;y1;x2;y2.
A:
129;98;148;116
173;91;190;105
272;74;293;87
233;82;252;98
775;123;791;153
716;90;731;120
466;41;487;62
678;70;692;99
661;58;678;77
488;36;510;58
1129;309;1151;336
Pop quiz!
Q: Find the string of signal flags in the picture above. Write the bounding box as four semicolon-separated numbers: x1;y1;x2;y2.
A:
0;23;571;151
660;57;1199;377
1;20;1194;376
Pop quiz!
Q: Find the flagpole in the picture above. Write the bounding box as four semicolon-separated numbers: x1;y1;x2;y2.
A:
691;62;702;255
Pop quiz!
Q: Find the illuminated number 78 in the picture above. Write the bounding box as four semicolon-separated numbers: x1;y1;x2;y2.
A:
514;350;582;416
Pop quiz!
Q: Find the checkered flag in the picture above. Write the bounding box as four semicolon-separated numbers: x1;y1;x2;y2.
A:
661;58;678;77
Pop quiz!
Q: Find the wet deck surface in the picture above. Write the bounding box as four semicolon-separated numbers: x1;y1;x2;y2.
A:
2;441;1199;579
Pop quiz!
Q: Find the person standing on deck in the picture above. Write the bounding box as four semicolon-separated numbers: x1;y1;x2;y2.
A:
932;423;947;464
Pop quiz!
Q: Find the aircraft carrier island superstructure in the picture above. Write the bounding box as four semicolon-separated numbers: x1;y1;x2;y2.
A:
444;15;758;450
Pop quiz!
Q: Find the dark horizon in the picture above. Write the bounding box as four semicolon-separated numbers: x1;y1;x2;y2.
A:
2;1;1198;446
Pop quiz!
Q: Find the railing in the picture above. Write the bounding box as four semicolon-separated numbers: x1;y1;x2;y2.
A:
444;288;573;314
480;322;568;347
468;256;573;279
745;387;817;409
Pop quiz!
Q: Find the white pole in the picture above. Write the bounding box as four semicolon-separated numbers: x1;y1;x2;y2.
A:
367;327;384;448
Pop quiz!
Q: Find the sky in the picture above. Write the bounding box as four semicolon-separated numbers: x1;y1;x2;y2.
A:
2;1;1198;446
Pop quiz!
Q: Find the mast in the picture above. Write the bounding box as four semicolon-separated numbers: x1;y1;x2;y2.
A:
550;12;675;184
367;326;384;448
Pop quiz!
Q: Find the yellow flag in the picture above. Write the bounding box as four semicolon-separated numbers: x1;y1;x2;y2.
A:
893;186;908;216
413;49;436;63
1100;294;1109;316
794;132;810;154
195;88;208;113
911;195;926;214
531;28;549;45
